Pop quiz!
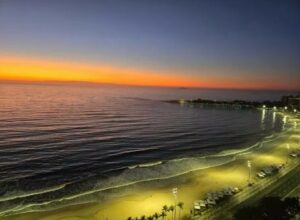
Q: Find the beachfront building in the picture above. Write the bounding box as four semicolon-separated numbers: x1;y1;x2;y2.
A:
281;95;300;110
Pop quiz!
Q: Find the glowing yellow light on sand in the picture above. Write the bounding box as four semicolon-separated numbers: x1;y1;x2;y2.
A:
252;154;284;166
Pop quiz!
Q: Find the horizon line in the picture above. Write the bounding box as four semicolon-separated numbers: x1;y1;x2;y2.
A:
1;79;299;92
1;55;299;91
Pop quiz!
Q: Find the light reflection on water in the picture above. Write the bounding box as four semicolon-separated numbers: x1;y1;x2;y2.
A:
0;82;293;216
261;109;266;130
272;111;276;128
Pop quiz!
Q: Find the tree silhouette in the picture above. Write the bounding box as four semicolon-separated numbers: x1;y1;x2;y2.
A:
177;202;184;220
234;196;300;220
161;211;167;220
169;205;175;220
162;205;169;219
162;205;169;212
153;212;159;220
283;197;300;217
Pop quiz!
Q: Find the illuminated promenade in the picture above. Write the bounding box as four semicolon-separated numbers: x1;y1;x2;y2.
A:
194;114;300;220
194;157;300;219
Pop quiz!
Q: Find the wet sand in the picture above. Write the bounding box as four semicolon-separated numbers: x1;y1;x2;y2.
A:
2;113;299;220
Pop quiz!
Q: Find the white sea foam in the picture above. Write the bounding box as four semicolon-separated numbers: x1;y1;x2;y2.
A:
0;183;68;202
0;122;295;217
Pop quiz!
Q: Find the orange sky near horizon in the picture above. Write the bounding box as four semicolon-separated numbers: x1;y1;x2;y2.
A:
0;56;295;90
0;56;203;87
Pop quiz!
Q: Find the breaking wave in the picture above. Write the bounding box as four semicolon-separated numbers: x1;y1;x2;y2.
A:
0;125;294;217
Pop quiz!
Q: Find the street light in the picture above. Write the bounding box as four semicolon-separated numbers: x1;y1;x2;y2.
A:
283;116;287;124
172;188;178;220
286;144;290;164
247;160;252;186
172;187;178;196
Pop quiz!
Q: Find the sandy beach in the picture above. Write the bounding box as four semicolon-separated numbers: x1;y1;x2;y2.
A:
2;112;299;220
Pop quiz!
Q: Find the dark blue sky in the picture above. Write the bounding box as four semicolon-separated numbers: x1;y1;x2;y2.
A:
0;0;299;89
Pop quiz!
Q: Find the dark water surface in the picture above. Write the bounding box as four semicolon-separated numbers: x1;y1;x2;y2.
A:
0;83;295;215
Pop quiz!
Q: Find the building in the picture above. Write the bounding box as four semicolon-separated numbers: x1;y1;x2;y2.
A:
281;95;300;110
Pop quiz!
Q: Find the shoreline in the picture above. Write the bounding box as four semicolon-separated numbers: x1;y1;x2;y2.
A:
1;111;299;220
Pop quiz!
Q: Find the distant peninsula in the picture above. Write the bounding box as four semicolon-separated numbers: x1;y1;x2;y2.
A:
167;95;300;111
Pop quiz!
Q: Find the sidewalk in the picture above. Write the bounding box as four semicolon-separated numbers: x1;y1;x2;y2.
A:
193;159;300;220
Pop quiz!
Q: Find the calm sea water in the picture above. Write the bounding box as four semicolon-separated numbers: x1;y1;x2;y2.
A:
0;83;296;216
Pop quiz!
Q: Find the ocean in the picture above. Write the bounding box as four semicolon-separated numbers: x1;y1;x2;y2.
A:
0;82;296;216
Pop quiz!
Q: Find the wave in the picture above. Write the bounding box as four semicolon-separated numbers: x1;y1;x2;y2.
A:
0;183;68;202
128;161;163;169
265;134;274;139
0;122;295;217
0;155;235;217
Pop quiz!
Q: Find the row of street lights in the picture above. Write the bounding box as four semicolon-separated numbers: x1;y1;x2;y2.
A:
262;105;298;113
176;136;299;217
247;142;295;186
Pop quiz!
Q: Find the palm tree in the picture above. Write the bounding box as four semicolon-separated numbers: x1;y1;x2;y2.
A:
162;205;169;219
162;205;169;213
161;211;167;220
169;205;175;220
153;212;159;220
177;202;184;220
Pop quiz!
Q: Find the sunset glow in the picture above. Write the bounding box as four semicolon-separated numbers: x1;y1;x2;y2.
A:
1;56;298;90
0;56;201;87
0;1;300;220
0;0;299;90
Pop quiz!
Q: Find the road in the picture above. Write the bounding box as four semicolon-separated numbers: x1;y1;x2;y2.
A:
193;159;300;220
234;162;300;208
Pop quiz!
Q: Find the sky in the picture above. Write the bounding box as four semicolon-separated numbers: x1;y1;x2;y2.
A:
0;0;299;90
